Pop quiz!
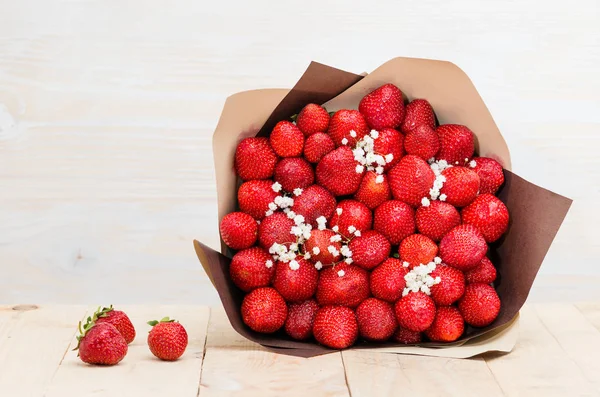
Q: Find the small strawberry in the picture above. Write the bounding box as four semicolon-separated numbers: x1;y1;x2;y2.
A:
353;171;392;209
370;258;409;302
291;184;336;227
424;306;464;342
147;317;188;361
327;109;370;146
313;306;358;349
296;103;330;136
436;124;475;164
327;199;373;235
358;84;405;130
220;212;258;250
372;128;404;171
439;225;487;271
393;327;422;344
304;229;341;265
273;259;319;302
429;264;466;305
439;166;480;207
356;298;397;342
399;234;438;268
316;146;363;196
258;212;295;251
94;305;136;344
394;292;436;332
238;180;278;220
373;200;416;245
316;264;370;308
241;287;288;333
401;98;436;133
458;283;501;327
348;230;391;270
415;200;461;242
274;157;315;192
270;121;304;157
285;299;319;340
75;317;128;365
304;132;336;163
388;155;436;207
461;194;509;243
404;125;440;161
230;247;275;292
235;137;278;181
465;256;497;284
472;157;505;194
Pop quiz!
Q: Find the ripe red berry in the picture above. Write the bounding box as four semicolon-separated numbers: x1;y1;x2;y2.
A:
388;155;435;207
285;300;319;340
327;109;370;146
94;306;136;344
436;124;475;164
404;125;440;161
424;306;464;342
348;230;391;270
370;258;409;302
415;200;461;241
292;185;337;227
270;121;304;157
304;229;341;265
304;132;335;163
472;157;505;195
235;137;278;181
274;157;315;192
465;256;497;284
440;166;480;207
372;128;404;171
356;298;397;341
316;264;370;308
241;287;288;333
296;104;330;136
313;306;358;349
461;194;510;243
401;99;436;133
393;327;422;344
373;200;416;245
76;320;128;365
394;292;436;332
328;199;373;235
273;259;319;302
399;234;438;268
354;171;392;210
359;84;405;130
237;180;278;220
258;212;295;251
458;283;501;327
430;264;466;306
220;212;258;250
147;318;188;361
229;247;275;292
316;146;363;196
439;225;487;271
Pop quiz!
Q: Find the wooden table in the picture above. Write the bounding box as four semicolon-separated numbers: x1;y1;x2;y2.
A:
2;303;600;396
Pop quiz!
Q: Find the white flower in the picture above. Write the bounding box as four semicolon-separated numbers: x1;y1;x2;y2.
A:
332;225;339;232
327;245;336;254
315;261;323;270
289;243;298;251
465;158;469;162
330;234;342;243
256;220;261;224
375;175;384;184
286;210;296;219
421;197;431;207
291;226;303;236
272;182;282;192
385;153;394;163
355;164;364;174
293;214;305;226
293;188;303;196
469;160;477;168
349;130;357;138
265;260;273;268
428;157;436;164
341;138;349;145
340;245;352;257
316;216;327;225
376;155;386;166
354;230;361;237
345;257;353;264
370;129;379;139
420;285;431;294
336;207;343;215
455;161;460;165
435;276;441;284
304;252;311;260
375;166;384;174
265;210;274;216
434;256;442;264
353;147;365;158
289;260;300;270
403;261;410;268
312;247;321;255
318;223;326;230
347;225;356;234
337;269;346;277
268;202;278;211
439;194;447;201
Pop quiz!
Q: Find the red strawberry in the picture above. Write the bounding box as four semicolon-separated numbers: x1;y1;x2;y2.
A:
75;319;128;365
220;212;258;250
304;229;341;265
147;317;188;361
424;306;464;342
258;212;295;251
316;146;363;196
270;121;304;157
241;287;288;333
401;99;436;133
94;306;136;344
358;84;405;130
388;155;435;207
327;109;369;146
394;292;436;332
370;258;409;302
439;225;487;271
372;128;404;171
472;157;505;194
356;298;397;341
304;132;336;163
461;194;509;243
235;137;278;181
273;259;319;302
393;327;422;344
465;256;497;284
285;299;319;340
430;264;466;305
373;200;416;245
415;201;461;241
274;157;315;192
296;103;330;136
399;234;438;268
327;199;372;235
229;247;275;292
316;264;370;308
436;124;475;164
458;283;501;327
353;171;392;209
313;306;358;349
440;166;480;207
292;185;336;227
404;125;440;161
238;180;278;220
348;230;391;270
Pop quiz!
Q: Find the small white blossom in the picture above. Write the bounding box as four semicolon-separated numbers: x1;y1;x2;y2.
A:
286;210;296;219
289;260;300;270
375;175;384;184
291;226;303;236
421;197;431;207
293;214;305;225
403;261;410;268
370;129;379;139
330;234;342;243
265;210;274;216
348;225;356;234
312;247;321;255
385;153;394;163
293;188;303;196
349;130;357;138
336;207;343;215
256;220;261;225
375;166;384;174
354;230;361;237
341;137;349;145
337;269;346;277
465;158;469;162
355;164;365;173
469;160;477;168
271;182;282;192
434;256;442;264
265;260;273;268
316;216;327;225
289;243;298;251
304;252;311;260
340;245;352;257
332;225;339;232
268;202;278;211
439;194;447;201
345;258;353;264
315;261;323;270
455;161;460;165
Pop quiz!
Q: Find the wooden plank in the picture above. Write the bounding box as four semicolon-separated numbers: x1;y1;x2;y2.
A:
0;304;87;396
484;305;597;396
576;303;600;332
342;350;504;397
44;305;210;397
199;307;349;397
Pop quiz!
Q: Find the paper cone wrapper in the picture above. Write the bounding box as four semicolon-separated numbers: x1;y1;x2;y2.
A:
194;58;572;358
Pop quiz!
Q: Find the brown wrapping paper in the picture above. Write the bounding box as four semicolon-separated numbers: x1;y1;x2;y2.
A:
195;58;572;358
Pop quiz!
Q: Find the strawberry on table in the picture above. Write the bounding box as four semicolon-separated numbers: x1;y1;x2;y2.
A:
429;264;466;305
399;234;438;269
370;258;409;302
458;283;501;327
415;200;461;242
93;305;136;344
471;157;505;194
359;83;405;130
354;171;392;210
316;146;364;196
401;98;436;133
273;259;319;302
285;299;319;340
349;230;391;270
230;247;275;292
393;327;422;344
147;317;188;361
394;291;436;332
235;137;278;181
237;180;278;220
356;298;397;342
439;225;487;271
291;185;337;227
304;132;336;163
372;128;404;171
270;121;304;157
327;109;370;146
313;306;358;349
304;229;342;265
242;287;288;333
388;155;436;207
439;166;480;207
258;212;295;251
404;125;440;161
75;316;128;365
274;157;314;192
220;212;258;250
461;194;510;243
373;200;416;245
424;306;465;342
296;103;330;136
465;256;497;284
316;264;370;308
327;199;372;235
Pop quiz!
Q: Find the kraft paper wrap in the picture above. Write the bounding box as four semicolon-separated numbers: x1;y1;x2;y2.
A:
194;58;572;358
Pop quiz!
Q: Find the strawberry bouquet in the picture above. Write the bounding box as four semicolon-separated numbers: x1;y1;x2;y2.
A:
195;58;571;357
